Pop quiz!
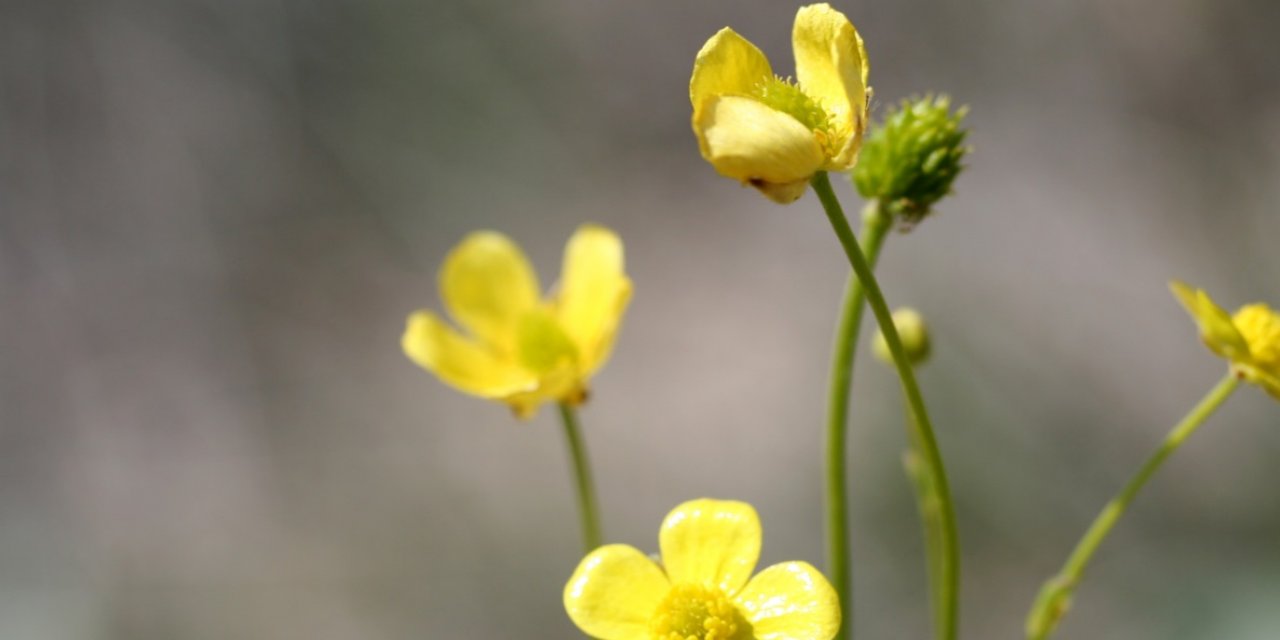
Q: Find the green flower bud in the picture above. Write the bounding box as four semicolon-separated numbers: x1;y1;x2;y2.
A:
873;308;932;366
853;95;970;227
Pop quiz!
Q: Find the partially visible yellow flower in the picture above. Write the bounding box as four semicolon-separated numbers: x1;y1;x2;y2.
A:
564;499;840;640
402;225;632;418
690;3;869;204
1171;281;1280;399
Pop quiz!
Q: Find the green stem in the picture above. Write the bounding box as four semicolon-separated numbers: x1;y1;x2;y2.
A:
558;403;603;552
903;394;948;640
826;201;892;640
811;171;960;640
1025;374;1240;640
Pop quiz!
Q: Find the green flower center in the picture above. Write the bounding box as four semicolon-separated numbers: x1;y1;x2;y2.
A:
750;76;832;134
516;309;578;374
650;583;749;640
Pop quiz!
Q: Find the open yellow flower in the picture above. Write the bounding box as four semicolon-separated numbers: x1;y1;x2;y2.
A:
690;3;869;204
402;225;632;418
1171;281;1280;399
564;499;840;640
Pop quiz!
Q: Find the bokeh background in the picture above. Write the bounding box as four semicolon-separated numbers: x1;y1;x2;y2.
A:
4;0;1280;638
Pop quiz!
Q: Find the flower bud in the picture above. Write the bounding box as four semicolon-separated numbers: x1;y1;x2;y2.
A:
873;308;931;366
853;95;970;227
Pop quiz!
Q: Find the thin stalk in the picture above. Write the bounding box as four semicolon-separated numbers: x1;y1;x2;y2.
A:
903;395;948;640
826;201;892;640
811;171;960;640
558;403;603;552
1025;374;1240;640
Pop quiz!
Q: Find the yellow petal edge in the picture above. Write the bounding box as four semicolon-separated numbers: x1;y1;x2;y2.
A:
659;498;762;595
690;27;773;111
556;224;634;377
793;3;869;169
439;231;541;354
693;96;825;204
564;544;670;640
401;311;535;398
735;561;841;640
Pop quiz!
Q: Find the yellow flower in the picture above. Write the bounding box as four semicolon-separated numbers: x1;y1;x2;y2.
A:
564;499;840;640
1171;281;1280;399
402;225;632;418
690;3;869;204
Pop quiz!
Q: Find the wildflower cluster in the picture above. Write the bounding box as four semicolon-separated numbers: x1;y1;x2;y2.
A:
399;4;1278;640
565;500;839;640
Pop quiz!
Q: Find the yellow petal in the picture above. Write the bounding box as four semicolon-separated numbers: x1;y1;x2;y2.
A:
792;3;869;168
1169;281;1250;362
1232;304;1280;367
401;311;536;397
564;544;671;640
440;231;540;353
659;499;761;595
555;224;633;376
1229;303;1280;400
693;95;824;203
690;27;773;110
502;379;572;420
734;561;841;640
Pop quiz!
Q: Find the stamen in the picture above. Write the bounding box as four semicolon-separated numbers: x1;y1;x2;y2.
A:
748;76;848;159
649;583;749;640
750;76;832;134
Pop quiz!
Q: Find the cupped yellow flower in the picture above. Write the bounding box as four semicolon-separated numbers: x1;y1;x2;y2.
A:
402;225;632;418
564;499;840;640
1171;281;1280;399
690;3;869;204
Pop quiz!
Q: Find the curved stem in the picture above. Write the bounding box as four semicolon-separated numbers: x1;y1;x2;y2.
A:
1025;374;1240;640
558;403;603;552
826;201;892;640
811;171;960;640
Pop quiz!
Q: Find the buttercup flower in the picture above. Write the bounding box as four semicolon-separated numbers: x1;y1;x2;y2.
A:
690;3;869;204
564;499;840;640
402;225;632;418
1171;281;1280;398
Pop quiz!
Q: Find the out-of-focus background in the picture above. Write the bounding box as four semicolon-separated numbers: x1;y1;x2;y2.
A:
4;0;1280;638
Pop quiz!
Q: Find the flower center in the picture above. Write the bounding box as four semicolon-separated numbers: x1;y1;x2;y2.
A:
516;309;578;374
751;76;832;135
650;583;748;640
1234;304;1280;369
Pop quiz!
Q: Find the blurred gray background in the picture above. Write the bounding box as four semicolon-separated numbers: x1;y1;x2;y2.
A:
3;0;1280;638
